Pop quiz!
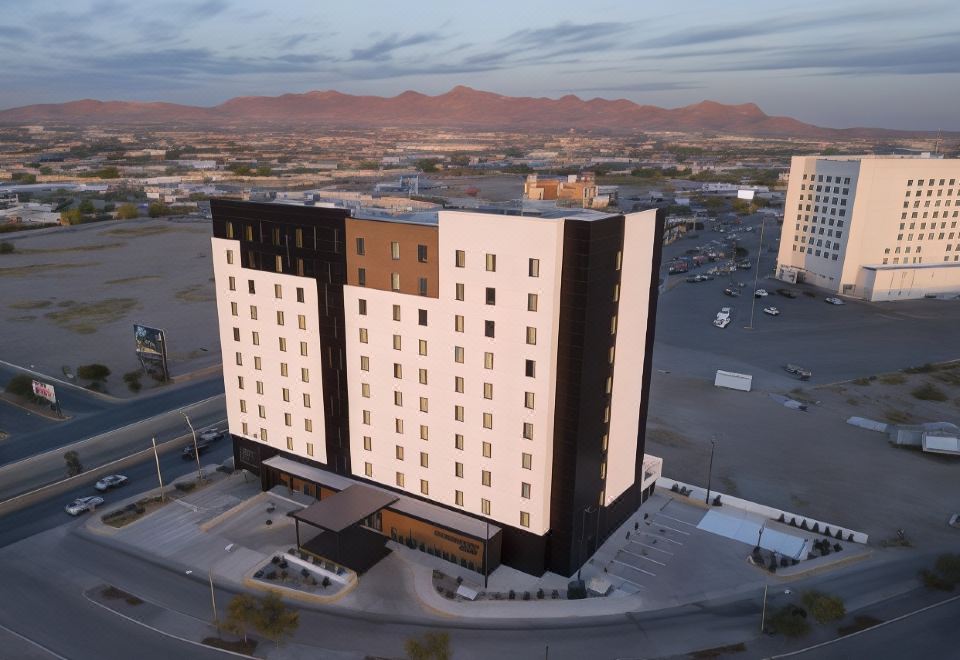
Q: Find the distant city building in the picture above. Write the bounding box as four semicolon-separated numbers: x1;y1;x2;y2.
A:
776;155;960;301
209;200;664;576
523;173;614;209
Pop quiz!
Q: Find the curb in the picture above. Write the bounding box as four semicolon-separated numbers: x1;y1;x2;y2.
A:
0;393;70;422
0;358;122;403
0;621;70;660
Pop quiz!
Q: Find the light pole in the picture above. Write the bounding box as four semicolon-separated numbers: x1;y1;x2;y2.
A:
208;570;220;636
151;436;165;501
760;583;769;632
705;437;716;505
576;505;596;581
746;216;766;330
180;410;204;482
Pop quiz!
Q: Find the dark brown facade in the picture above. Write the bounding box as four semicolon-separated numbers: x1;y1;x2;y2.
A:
344;217;439;297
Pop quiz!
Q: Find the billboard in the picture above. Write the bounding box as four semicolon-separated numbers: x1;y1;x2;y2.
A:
134;323;169;380
737;189;755;201
32;379;57;404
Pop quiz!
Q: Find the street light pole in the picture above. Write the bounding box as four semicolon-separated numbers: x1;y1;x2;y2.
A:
180;410;204;482
208;571;220;636
760;583;769;632
705;438;716;505
151;436;165;501
747;216;766;330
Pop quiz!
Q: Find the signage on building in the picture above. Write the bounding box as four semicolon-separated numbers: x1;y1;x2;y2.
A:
434;529;479;556
31;380;56;404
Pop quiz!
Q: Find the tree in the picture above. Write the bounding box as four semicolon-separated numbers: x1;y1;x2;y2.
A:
148;202;169;218
78;199;96;215
0;241;14;254
254;591;299;649
405;631;451;660
60;208;84;225
801;590;846;624
64;450;83;477
116;203;139;219
5;374;33;398
223;594;259;644
415;159;439;173
77;363;111;381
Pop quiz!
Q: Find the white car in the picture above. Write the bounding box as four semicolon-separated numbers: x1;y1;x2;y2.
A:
95;474;128;492
713;317;731;328
824;297;845;305
65;496;104;516
763;306;780;316
754;289;768;298
198;429;223;443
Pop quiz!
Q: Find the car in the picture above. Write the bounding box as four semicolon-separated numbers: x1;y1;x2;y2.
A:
686;275;701;283
755;289;769;297
95;474;128;491
776;288;798;298
198;429;223;443
723;287;741;297
65;496;104;516
824;297;845;305
713;317;731;328
784;364;812;380
763;306;780;316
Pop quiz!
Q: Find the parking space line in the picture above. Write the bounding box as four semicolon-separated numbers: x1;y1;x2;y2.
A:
619;548;667;566
647;521;692;536
606;570;648;590
642;531;683;546
612;559;656;577
654;513;699;528
629;540;674;556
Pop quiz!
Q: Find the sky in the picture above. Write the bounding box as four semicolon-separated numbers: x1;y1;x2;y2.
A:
1;0;959;130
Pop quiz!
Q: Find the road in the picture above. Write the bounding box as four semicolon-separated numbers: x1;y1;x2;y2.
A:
0;366;224;466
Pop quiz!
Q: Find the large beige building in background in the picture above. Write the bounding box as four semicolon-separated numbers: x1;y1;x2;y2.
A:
210;199;664;577
776;155;960;301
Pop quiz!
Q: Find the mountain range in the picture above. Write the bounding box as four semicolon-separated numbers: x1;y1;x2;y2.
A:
0;86;938;138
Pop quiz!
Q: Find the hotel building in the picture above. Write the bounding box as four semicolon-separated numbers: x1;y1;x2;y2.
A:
776;155;960;301
210;199;663;576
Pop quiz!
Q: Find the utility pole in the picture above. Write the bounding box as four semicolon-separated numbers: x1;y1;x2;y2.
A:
760;583;769;632
151;436;165;501
180;410;204;482
209;570;220;636
705;437;716;505
747;216;766;329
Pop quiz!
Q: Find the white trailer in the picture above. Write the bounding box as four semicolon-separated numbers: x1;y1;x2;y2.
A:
714;370;752;392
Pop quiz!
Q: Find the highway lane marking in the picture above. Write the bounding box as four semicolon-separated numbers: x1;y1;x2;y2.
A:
642;531;684;546
612;559;656;577
769;592;960;658
629;540;675;556
0;621;69;660
618;548;667;567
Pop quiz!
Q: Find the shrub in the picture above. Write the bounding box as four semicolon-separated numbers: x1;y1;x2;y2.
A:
904;363;936;374
322;576;331;588
777;513;785;523
0;241;14;254
4;374;34;398
522;591;530;601
935;554;960;585
812;523;820;533
835;529;843;539
508;590;515;600
912;383;948;402
77;363;111;381
920;569;954;591
174;481;196;492
537;588;544;600
551;589;559;599
802;591;846;624
852;377;871;386
767;605;810;638
878;373;907;385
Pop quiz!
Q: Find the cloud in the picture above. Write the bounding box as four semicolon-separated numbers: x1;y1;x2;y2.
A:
350;32;444;62
502;21;632;45
185;0;229;18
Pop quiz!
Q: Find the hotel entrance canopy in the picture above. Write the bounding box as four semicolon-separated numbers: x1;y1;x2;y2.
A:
291;484;398;533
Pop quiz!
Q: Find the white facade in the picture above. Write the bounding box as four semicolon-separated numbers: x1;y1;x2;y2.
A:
777;155;960;300
212;237;328;463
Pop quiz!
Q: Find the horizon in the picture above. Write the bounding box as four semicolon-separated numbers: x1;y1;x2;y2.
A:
2;0;959;131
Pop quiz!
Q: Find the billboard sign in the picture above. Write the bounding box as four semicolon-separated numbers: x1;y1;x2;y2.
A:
32;379;57;404
134;323;169;380
737;189;755;201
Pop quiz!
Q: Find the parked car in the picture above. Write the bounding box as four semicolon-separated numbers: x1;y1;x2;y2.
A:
763;306;780;316
713;317;731;329
65;496;104;516
754;289;769;298
776;288;798;298
783;364;812;380
723;287;741;297
716;306;732;321
824;297;845;305
95;474;128;492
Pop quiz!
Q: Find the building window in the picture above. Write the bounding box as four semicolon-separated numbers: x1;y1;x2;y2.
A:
455;490;464;506
233;327;240;342
360;356;370;371
286;436;294;450
419;397;429;413
256;380;264;395
483;382;493;399
274;255;283;273
258;404;266;419
521;482;531;499
239;399;247;413
419;339;428;356
253;356;262;371
615;250;623;271
482;412;493;429
417;244;428;263
359;328;368;343
274;283;282;299
284;412;292;426
454;346;464;363
420;480;429;496
280;363;288;377
455;283;465;301
418;277;428;296
358;268;366;286
420;425;429;440
485;287;496;305
394;391;403;407
419;368;428;385
454;405;464;422
454;315;464;332
358;299;367;315
231;302;238;317
242;422;248;436
527;293;538;312
301;367;309;382
226;222;234;239
295;228;303;249
364;462;373;477
455;376;464;393
395;445;404;460
393;334;402;351
393;304;401;321
484;352;494;370
420;452;429;468
249;305;257;320
525;359;536;378
482;441;492;458
238;376;244;390
228;276;236;291
278;337;286;351
277;310;284;325
481;498;491;516
393;363;402;378
454;461;464;478
523;423;533;440
454;434;464;450
396;472;404;488
390;272;400;291
521;452;532;469
363;436;372;451
526;327;537;345
524;392;535;409
298;314;307;329
361;383;370;398
610;315;617;335
455;250;465;268
529;258;540;277
391;241;400;260
306;442;314;457
484;320;495;338
485;253;496;272
282;387;290;402
356;237;365;255
248;279;256;295
520;512;530;528
296;287;305;303
395;418;404;434
481;470;491;487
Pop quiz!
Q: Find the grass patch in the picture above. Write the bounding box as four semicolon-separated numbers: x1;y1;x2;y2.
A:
18;242;125;254
44;297;139;334
878;373;907;385
933;370;960;387
845;397;859;406
101;495;165;528
767;605;811;638
884;409;914;424
852;377;871;386
202;637;257;655
105;275;161;285
7;299;53;310
801;591;846;624
175;284;215;303
101;585;144;606
690;642;747;658
904;363;936;374
102;225;174;237
8;315;37;322
912;383;948;402
0;263;97;278
838;615;883;636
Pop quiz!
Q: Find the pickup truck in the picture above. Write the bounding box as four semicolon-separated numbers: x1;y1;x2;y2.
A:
783;364;812;380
